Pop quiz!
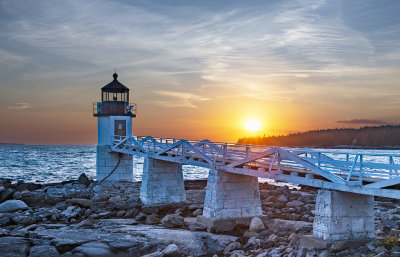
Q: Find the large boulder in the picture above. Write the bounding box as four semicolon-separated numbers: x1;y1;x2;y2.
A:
161;214;184;228
0;200;28;212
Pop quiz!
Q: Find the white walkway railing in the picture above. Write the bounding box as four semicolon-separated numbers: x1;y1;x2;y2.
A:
111;135;400;199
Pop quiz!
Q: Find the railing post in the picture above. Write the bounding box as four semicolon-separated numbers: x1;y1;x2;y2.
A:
222;144;227;164
246;146;250;159
277;152;281;172
359;155;363;182
390;156;394;178
317;152;321;168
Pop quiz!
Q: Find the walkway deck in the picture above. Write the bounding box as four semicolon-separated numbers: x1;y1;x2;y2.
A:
111;135;400;199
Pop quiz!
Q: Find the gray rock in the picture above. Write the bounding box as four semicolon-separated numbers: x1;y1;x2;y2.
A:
230;250;246;257
77;173;90;187
192;209;203;217
186;221;207;231
72;242;113;257
330;241;349;252
142;252;163;257
66;198;93;208
249;217;265;232
161;214;184;228
107;239;139;251
0;200;28;212
373;252;386;257
62;206;81;219
0;228;9;236
296;248;307;257
63;183;91;199
287;200;304;208
266;234;278;243
382;219;398;228
224;241;241;255
0;237;30;257
306;251;316;257
92;185;101;193
161;244;180;257
13;215;36;225
0;186;4;193
0;214;11;226
318;250;331;257
47;187;66;198
29;245;60;257
335;250;350;257
245;237;261;248
277;195;288;203
124;208;139;218
0;188;15;203
135;212;147;221
146;213;160;225
271;219;312;232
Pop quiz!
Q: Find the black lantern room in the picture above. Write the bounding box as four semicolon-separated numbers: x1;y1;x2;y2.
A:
102;73;129;102
93;73;136;117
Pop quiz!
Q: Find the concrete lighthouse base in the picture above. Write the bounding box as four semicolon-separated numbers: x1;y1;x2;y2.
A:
96;145;133;182
140;157;186;206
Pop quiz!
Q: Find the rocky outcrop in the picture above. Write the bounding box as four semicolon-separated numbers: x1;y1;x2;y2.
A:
0;178;398;256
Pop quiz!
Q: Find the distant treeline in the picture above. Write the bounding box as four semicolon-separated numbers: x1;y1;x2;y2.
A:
237;125;400;147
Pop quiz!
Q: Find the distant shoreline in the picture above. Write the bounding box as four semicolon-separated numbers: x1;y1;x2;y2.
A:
1;143;400;150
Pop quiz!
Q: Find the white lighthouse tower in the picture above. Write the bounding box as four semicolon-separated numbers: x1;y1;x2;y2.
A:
93;72;136;182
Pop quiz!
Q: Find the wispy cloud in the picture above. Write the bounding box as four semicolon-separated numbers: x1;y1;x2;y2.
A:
8;103;32;110
153;90;210;108
336;119;386;125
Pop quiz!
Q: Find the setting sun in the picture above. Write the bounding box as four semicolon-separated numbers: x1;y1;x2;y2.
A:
244;119;261;132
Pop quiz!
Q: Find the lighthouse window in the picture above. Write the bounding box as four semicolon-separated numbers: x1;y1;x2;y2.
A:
114;120;126;136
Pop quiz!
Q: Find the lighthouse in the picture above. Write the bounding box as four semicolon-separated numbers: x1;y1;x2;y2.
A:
93;73;136;182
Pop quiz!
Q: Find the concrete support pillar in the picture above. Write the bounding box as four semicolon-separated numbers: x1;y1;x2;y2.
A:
202;169;262;221
140;157;186;206
96;145;133;182
313;189;374;241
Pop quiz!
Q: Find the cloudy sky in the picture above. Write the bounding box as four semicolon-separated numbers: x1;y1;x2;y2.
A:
0;0;399;144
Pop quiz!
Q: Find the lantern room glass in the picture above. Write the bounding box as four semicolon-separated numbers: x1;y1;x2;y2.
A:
102;91;129;102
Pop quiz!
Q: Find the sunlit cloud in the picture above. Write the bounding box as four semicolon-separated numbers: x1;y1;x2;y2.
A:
8;103;32;110
153;90;210;108
0;0;400;143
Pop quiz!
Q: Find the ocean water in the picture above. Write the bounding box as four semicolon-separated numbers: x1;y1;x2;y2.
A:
0;144;208;183
1;144;400;184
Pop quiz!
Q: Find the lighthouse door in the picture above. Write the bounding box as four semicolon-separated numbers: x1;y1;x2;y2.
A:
114;120;126;136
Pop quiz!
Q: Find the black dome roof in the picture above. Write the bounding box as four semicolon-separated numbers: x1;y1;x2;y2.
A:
101;73;129;93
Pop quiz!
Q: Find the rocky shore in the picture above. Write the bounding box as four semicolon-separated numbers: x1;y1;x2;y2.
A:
0;174;399;257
